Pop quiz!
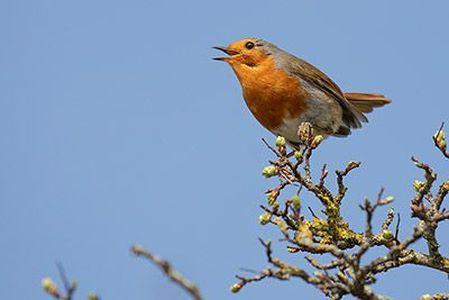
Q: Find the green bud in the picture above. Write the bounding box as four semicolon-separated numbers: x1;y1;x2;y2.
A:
230;283;242;293
88;293;100;300
378;196;395;205
382;229;393;240
311;135;324;149
291;194;301;210
347;161;360;170
262;166;277;178
41;277;57;294
41;277;54;289
294;151;302;161
434;130;447;151
413;180;425;192
258;213;271;225
275;136;286;147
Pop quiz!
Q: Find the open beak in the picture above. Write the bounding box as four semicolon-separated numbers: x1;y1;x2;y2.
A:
212;46;239;61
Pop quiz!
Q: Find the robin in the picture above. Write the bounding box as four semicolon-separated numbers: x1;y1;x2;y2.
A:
213;37;390;148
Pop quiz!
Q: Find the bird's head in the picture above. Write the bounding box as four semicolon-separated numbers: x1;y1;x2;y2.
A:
213;38;277;69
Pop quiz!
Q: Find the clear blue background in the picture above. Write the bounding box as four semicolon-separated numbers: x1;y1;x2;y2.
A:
1;1;449;299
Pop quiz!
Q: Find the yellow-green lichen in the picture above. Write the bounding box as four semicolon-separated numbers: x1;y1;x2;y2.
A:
308;217;362;246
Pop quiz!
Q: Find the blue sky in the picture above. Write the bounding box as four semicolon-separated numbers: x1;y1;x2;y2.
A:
1;0;449;299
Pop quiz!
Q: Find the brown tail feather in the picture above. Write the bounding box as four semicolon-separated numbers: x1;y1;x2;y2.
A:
344;92;391;113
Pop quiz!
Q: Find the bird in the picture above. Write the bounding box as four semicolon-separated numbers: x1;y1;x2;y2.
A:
213;37;390;148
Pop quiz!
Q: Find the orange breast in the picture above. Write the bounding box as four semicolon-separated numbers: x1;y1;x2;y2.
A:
231;57;308;131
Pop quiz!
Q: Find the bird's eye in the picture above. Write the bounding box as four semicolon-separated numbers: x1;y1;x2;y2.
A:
245;41;255;50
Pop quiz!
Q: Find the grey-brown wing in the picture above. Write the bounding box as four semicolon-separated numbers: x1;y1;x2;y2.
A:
285;56;367;129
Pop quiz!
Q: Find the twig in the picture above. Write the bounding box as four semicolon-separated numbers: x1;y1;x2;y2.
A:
56;262;76;300
131;245;202;300
335;161;361;203
394;213;401;241
41;264;83;300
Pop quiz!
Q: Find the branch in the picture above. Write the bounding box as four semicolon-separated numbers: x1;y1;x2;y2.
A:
131;244;202;300
236;123;449;299
231;239;346;299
